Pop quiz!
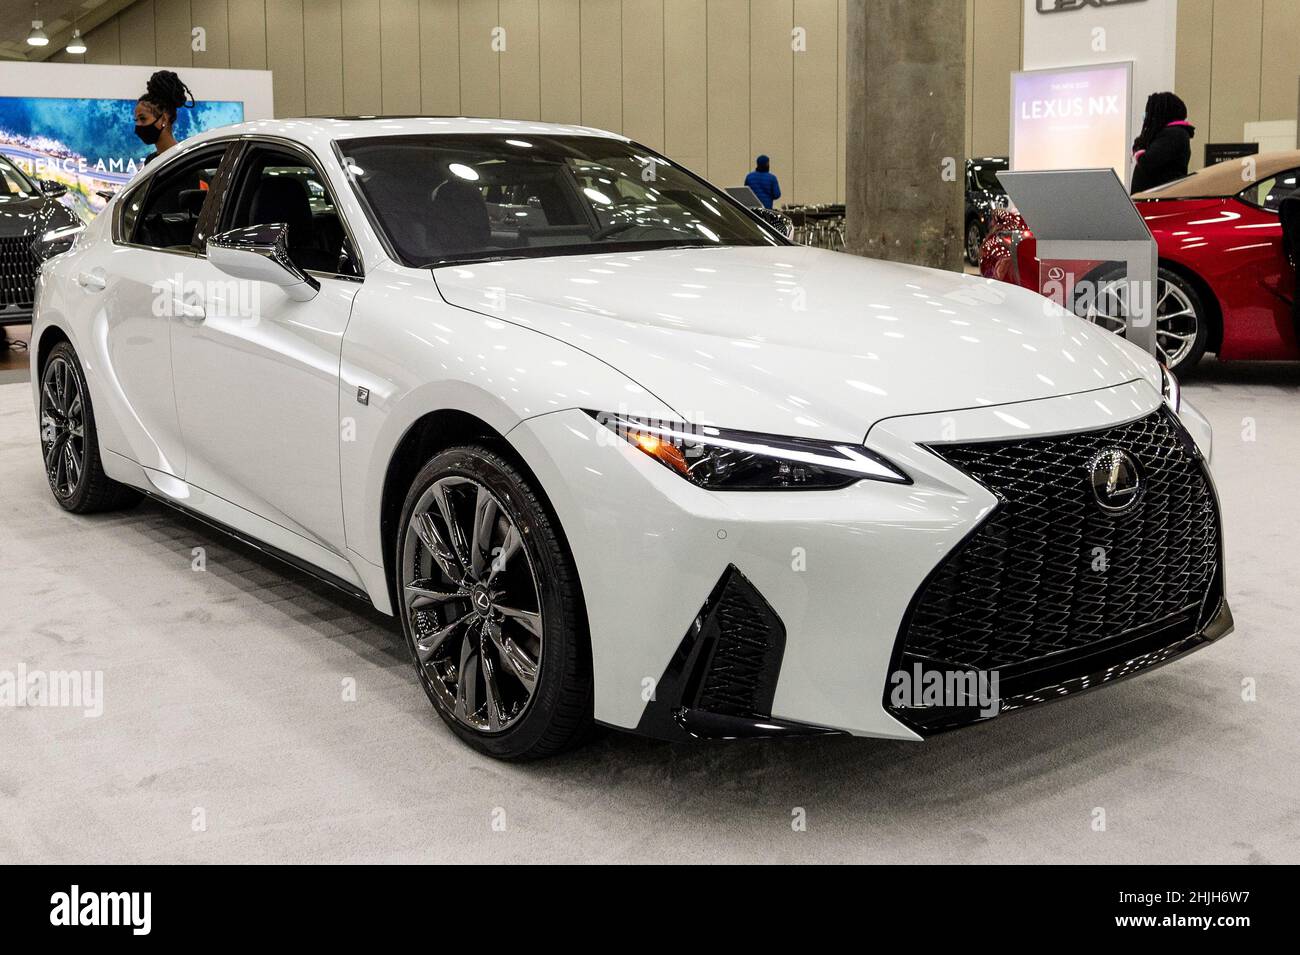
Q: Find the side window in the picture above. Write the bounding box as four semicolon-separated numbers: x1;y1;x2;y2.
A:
128;146;228;251
1240;168;1300;212
117;179;148;241
222;147;359;277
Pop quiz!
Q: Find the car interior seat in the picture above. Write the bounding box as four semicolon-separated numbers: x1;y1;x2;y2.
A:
428;178;491;258
139;186;208;249
1279;196;1299;271
248;176;339;273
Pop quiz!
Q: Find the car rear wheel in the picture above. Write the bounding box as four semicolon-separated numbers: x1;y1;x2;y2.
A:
394;445;593;760
1077;266;1209;374
39;342;141;514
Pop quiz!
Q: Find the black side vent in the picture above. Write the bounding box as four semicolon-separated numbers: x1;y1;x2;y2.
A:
687;569;786;717
633;566;833;740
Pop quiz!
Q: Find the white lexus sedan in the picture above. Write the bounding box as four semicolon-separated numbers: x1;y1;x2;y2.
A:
31;118;1231;759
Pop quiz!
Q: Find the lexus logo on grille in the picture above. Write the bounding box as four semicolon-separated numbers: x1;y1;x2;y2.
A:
1088;449;1143;512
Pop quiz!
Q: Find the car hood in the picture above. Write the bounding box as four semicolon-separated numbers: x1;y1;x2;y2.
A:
433;245;1157;442
0;194;76;235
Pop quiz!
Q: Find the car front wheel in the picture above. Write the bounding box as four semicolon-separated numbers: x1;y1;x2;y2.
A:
394;445;593;760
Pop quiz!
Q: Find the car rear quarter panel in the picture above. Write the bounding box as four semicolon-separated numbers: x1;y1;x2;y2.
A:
1146;198;1297;360
30;225;136;480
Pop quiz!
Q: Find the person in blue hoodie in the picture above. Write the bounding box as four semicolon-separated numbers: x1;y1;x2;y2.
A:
744;154;782;209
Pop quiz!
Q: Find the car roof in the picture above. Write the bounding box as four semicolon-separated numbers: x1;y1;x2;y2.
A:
1134;149;1300;200
184;116;630;154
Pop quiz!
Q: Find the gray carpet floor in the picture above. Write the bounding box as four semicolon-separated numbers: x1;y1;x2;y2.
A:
2;362;1297;864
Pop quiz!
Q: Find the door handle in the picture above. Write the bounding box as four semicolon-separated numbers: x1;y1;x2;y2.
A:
173;295;206;323
76;269;107;291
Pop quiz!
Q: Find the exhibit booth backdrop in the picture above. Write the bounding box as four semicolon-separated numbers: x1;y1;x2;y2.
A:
1022;0;1175;145
0;62;272;219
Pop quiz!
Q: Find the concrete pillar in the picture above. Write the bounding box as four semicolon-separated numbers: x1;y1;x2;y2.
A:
844;0;967;271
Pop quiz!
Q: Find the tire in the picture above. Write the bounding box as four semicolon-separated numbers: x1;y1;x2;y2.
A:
394;445;593;760
965;219;983;266
39;341;141;514
1153;268;1211;374
1076;265;1210;375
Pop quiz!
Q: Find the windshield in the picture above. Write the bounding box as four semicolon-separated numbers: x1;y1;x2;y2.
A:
969;158;1007;193
339;134;782;267
0;153;38;200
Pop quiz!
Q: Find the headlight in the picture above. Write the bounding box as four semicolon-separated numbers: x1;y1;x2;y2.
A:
590;411;909;490
32;223;85;262
1160;363;1180;412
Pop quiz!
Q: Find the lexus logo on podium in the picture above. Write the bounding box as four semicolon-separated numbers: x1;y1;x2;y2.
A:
1036;0;1146;13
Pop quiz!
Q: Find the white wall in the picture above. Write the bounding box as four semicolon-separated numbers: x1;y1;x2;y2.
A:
68;0;856;205
0;61;273;118
1022;0;1177;143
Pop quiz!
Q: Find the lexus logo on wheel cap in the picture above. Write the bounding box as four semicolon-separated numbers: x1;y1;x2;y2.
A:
1088;449;1143;512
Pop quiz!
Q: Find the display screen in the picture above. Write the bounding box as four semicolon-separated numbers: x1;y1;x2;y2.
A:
0;95;244;219
1010;63;1131;185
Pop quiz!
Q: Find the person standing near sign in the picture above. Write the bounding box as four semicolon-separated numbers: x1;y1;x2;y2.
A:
135;70;195;165
1130;92;1195;194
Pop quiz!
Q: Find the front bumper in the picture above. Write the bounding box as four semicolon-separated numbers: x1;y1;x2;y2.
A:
0;305;34;327
892;596;1233;737
508;379;1226;741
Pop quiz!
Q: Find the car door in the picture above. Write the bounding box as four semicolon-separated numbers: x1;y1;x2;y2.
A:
169;139;363;556
81;141;234;477
1229;167;1300;353
1236;167;1299;296
1259;168;1299;303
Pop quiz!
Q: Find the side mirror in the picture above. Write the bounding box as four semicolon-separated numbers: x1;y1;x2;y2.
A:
40;179;68;199
207;223;319;302
752;207;794;241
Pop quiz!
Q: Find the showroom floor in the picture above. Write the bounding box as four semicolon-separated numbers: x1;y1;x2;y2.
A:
2;363;1298;864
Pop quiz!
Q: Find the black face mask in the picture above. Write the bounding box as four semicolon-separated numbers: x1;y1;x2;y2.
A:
135;122;162;146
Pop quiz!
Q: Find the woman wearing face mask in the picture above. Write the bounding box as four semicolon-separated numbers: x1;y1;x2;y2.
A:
134;70;195;164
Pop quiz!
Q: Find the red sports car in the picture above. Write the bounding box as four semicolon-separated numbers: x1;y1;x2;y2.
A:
979;150;1300;373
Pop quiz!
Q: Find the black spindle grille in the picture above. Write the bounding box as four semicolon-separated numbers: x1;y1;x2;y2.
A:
898;408;1220;675
0;233;38;310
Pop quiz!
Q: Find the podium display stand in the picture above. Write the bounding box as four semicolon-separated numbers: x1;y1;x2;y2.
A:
996;168;1158;356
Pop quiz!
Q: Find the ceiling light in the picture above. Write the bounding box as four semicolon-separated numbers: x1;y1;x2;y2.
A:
27;20;49;46
66;29;86;55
